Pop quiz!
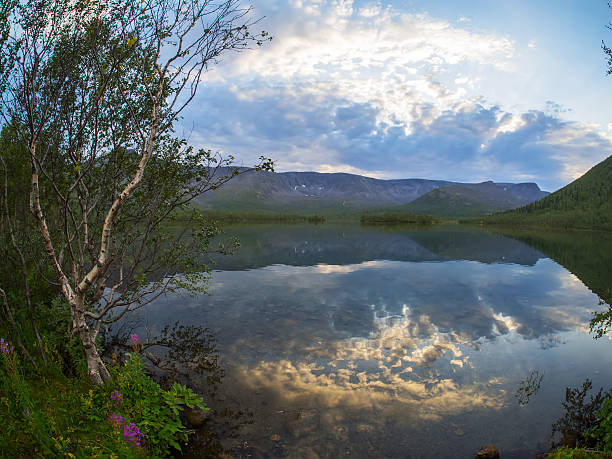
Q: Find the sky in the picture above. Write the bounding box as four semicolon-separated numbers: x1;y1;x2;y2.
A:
181;0;612;191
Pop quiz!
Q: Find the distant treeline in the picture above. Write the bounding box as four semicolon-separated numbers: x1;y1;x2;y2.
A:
467;210;612;231
189;211;327;224
360;213;437;225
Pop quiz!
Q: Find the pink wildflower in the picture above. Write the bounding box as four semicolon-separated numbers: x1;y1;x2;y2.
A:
110;389;123;406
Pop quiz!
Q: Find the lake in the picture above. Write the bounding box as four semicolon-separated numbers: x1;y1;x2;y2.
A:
136;223;612;458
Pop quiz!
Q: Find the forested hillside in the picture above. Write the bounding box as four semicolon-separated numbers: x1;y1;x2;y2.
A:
481;155;612;230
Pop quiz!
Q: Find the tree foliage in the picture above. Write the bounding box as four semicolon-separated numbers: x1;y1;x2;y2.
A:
0;0;272;384
552;379;612;449
604;2;612;75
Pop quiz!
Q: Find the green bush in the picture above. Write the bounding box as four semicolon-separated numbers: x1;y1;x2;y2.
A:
0;334;208;457
0;342;54;456
547;446;610;458
102;351;208;456
586;397;612;452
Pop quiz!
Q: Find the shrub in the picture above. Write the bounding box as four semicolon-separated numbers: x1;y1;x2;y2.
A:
101;350;209;456
552;379;611;448
0;332;208;457
547;446;610;458
586;397;612;452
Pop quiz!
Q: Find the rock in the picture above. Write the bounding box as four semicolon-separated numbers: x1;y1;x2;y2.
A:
290;447;320;459
183;406;209;427
560;431;578;447
475;444;499;459
234;442;267;459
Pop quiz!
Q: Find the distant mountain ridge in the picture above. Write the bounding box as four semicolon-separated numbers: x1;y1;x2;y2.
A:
195;169;549;216
395;181;549;218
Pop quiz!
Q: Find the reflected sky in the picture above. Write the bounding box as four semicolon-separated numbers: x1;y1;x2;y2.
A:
151;258;600;345
143;225;612;457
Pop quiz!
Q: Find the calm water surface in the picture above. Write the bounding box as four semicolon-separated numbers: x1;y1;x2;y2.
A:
141;224;612;458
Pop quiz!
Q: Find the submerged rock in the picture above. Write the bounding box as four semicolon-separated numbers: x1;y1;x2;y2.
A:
183;406;209;427
475;444;499;459
292;447;320;459
233;442;267;459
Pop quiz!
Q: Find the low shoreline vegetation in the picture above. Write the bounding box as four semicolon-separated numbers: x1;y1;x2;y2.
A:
461;210;612;232
360;213;438;225
0;322;206;457
547;379;612;458
174;210;327;224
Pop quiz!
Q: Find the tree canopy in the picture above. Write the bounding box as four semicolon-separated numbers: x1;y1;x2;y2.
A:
0;0;272;385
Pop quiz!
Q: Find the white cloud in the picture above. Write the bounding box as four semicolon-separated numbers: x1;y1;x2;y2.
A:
359;3;383;18
314;163;388;177
315;260;384;274
541;121;611;183
211;0;515;130
186;1;612;189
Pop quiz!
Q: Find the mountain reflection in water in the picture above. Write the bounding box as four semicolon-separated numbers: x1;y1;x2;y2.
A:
208;224;546;270
139;224;612;458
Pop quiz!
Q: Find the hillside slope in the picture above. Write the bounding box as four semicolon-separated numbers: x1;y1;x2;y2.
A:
482;155;612;230
383;182;548;218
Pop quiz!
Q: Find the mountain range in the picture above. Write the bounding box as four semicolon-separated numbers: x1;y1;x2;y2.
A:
195;170;549;217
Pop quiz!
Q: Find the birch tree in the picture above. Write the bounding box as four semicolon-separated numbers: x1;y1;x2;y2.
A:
0;0;271;385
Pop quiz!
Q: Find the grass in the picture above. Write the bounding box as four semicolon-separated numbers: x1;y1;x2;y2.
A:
0;298;207;457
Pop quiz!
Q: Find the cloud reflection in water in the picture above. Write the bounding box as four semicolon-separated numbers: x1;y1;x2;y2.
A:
233;304;508;422
141;226;612;456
